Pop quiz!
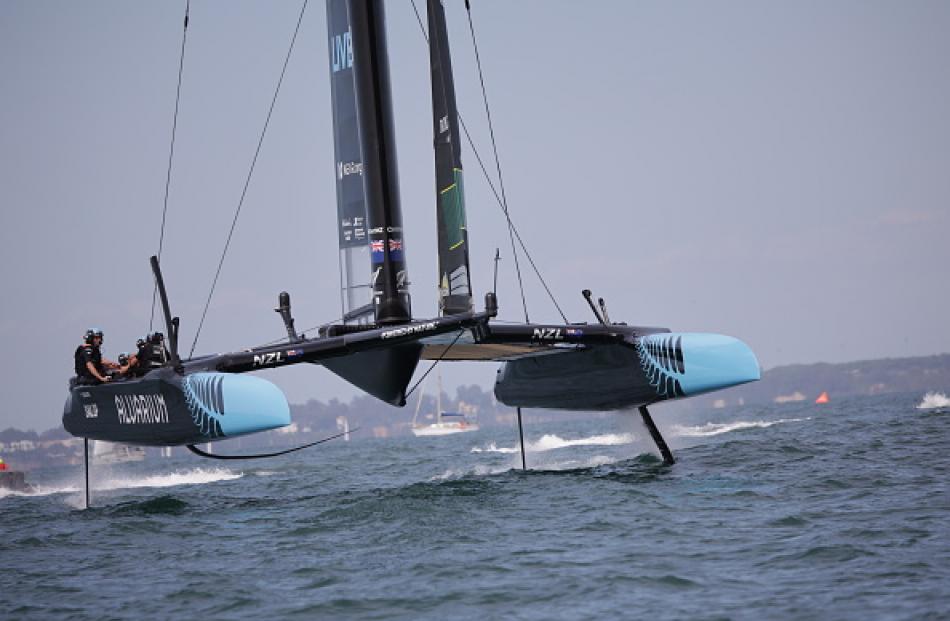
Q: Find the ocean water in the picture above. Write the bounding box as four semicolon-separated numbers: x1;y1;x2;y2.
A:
2;392;948;620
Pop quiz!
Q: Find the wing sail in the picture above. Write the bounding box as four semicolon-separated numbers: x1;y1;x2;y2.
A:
327;0;373;324
428;0;473;316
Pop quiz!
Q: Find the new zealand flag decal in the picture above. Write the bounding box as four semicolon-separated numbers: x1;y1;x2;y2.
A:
371;239;385;264
388;238;404;261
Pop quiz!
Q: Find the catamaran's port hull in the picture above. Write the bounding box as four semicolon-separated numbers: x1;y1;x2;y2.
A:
494;333;760;411
63;369;290;446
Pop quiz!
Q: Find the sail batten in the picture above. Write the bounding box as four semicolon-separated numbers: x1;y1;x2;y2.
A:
428;0;473;316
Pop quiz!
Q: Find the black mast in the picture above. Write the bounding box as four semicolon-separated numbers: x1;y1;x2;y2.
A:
347;0;411;325
428;0;472;316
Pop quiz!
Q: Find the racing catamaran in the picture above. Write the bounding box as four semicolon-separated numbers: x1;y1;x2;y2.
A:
63;0;759;505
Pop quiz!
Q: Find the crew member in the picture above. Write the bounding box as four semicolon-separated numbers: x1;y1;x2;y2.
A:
123;338;146;377
116;352;137;378
73;328;118;385
136;332;170;374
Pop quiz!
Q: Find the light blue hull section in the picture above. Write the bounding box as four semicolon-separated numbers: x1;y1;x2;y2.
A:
183;373;291;439
638;332;761;399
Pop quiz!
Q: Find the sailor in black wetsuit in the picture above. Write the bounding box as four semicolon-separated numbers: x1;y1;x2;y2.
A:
134;332;170;376
73;328;117;385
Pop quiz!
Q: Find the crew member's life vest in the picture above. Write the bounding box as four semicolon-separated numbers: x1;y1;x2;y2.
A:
74;344;103;380
137;342;168;371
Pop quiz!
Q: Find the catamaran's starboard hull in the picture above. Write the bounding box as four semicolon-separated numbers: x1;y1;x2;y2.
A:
494;333;759;411
63;369;290;446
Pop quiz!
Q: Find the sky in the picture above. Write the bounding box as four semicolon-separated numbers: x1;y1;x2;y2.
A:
1;0;948;431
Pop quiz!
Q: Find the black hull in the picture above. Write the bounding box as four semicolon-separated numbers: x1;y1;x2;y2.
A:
494;343;660;411
64;370;209;446
492;329;761;411
62;368;290;446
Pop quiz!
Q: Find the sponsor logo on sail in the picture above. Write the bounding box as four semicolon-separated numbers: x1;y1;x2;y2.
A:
369;226;402;234
330;31;353;73
115;394;169;425
336;161;363;180
439;115;449;134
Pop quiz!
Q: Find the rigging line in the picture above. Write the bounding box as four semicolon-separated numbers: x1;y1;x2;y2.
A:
186;427;357;460
464;0;528;324
150;0;191;334
189;0;309;358
404;328;465;400
456;116;568;324
408;1;568;324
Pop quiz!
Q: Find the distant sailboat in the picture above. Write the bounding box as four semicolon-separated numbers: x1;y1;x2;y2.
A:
815;392;830;404
411;373;479;437
93;440;146;464
336;415;351;441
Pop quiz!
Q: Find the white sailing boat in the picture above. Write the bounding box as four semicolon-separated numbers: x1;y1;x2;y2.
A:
411;374;479;437
93;440;146;465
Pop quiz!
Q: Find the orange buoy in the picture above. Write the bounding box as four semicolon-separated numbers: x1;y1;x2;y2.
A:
0;457;7;471
815;391;829;404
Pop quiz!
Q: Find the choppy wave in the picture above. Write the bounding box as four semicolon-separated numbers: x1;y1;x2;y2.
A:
2;467;242;501
98;467;242;491
0;483;79;500
4;392;948;620
434;463;511;479
672;418;809;437
471;433;635;455
916;392;950;410
436;454;620;479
